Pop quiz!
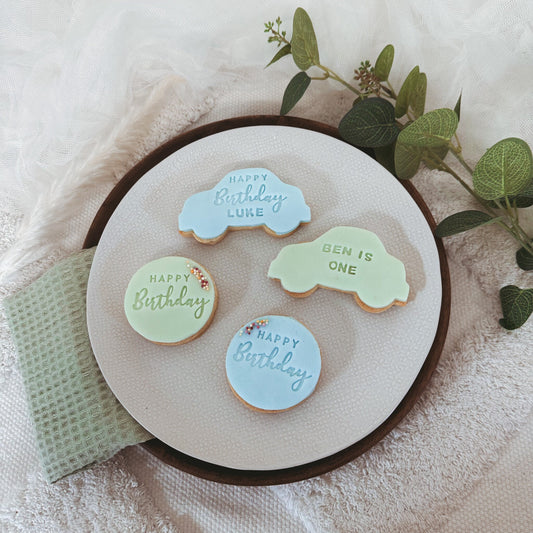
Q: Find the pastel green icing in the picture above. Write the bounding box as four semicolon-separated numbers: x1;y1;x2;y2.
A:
268;226;409;309
124;256;216;344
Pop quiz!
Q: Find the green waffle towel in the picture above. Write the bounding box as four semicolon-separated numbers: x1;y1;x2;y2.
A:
3;248;152;483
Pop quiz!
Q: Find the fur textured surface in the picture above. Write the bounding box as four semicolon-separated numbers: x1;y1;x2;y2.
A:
1;1;532;531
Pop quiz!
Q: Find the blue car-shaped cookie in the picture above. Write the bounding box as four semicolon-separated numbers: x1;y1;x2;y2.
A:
178;168;311;243
268;226;410;312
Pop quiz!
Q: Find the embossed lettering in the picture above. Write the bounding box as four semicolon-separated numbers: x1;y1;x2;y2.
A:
214;184;287;212
131;285;210;319
328;261;357;275
231;342;313;392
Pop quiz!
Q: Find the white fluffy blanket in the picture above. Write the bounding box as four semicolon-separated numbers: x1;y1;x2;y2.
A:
1;1;532;531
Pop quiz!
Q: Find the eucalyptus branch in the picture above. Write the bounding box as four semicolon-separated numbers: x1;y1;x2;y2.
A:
493;219;529;248
430;157;496;213
385;81;398;99
264;7;533;329
425;153;533;254
449;144;474;175
494;198;533;254
447;143;532;253
318;65;360;95
264;17;289;46
504;196;517;223
503;198;533;249
453;133;463;154
406;110;416;122
381;85;394;98
512;199;519;223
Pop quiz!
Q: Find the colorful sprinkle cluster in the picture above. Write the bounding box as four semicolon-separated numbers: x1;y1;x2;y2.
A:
239;318;269;336
187;263;209;290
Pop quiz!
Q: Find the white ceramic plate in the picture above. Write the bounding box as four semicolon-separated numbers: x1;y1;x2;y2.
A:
87;125;442;471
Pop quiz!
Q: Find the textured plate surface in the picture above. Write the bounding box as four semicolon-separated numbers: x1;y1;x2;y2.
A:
86;125;441;471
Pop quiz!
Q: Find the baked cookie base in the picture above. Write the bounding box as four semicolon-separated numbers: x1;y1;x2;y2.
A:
271;279;408;313
179;221;309;245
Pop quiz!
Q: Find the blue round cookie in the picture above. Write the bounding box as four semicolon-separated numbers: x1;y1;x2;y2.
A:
225;315;321;412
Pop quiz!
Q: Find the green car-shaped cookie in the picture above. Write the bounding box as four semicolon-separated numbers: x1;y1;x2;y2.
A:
268;226;410;312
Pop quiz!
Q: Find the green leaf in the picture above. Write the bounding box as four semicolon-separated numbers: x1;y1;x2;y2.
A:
488;174;533;207
280;71;311;115
397;108;458;148
513;196;533;208
454;92;462;121
488;195;533;209
394;141;422;180
424;144;450;170
374;44;394;81
516;247;533;271
472;137;533;200
395;66;419;118
434;210;498;237
411;72;427;119
511;170;533;206
499;285;533;330
338;97;400;148
265;44;291;68
518;172;533;196
374;142;396;175
520;178;533;198
291;7;319;71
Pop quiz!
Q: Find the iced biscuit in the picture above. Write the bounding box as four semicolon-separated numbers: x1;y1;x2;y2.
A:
225;315;321;412
124;256;217;344
268;226;409;312
178;168;311;244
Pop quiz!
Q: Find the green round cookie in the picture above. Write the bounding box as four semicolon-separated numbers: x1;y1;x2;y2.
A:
124;256;217;344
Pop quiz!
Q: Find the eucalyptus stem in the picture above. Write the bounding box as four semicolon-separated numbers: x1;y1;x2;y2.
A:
504;197;530;246
508;224;533;255
513;200;519;223
510;214;533;251
381;85;394;98
265;8;533;330
447;146;533;252
269;27;290;46
494;199;533;254
449;144;475;175
505;201;528;244
436;158;498;214
426;153;533;253
493;219;530;250
385;80;398;99
317;65;361;95
453;133;463;154
505;196;517;223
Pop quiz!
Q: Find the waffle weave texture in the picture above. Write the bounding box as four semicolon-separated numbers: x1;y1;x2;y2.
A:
3;248;152;482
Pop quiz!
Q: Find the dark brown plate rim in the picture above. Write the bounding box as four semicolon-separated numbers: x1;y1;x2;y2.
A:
83;115;450;486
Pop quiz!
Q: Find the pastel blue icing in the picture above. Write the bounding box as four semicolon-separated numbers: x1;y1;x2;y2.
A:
178;168;311;240
226;315;321;412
